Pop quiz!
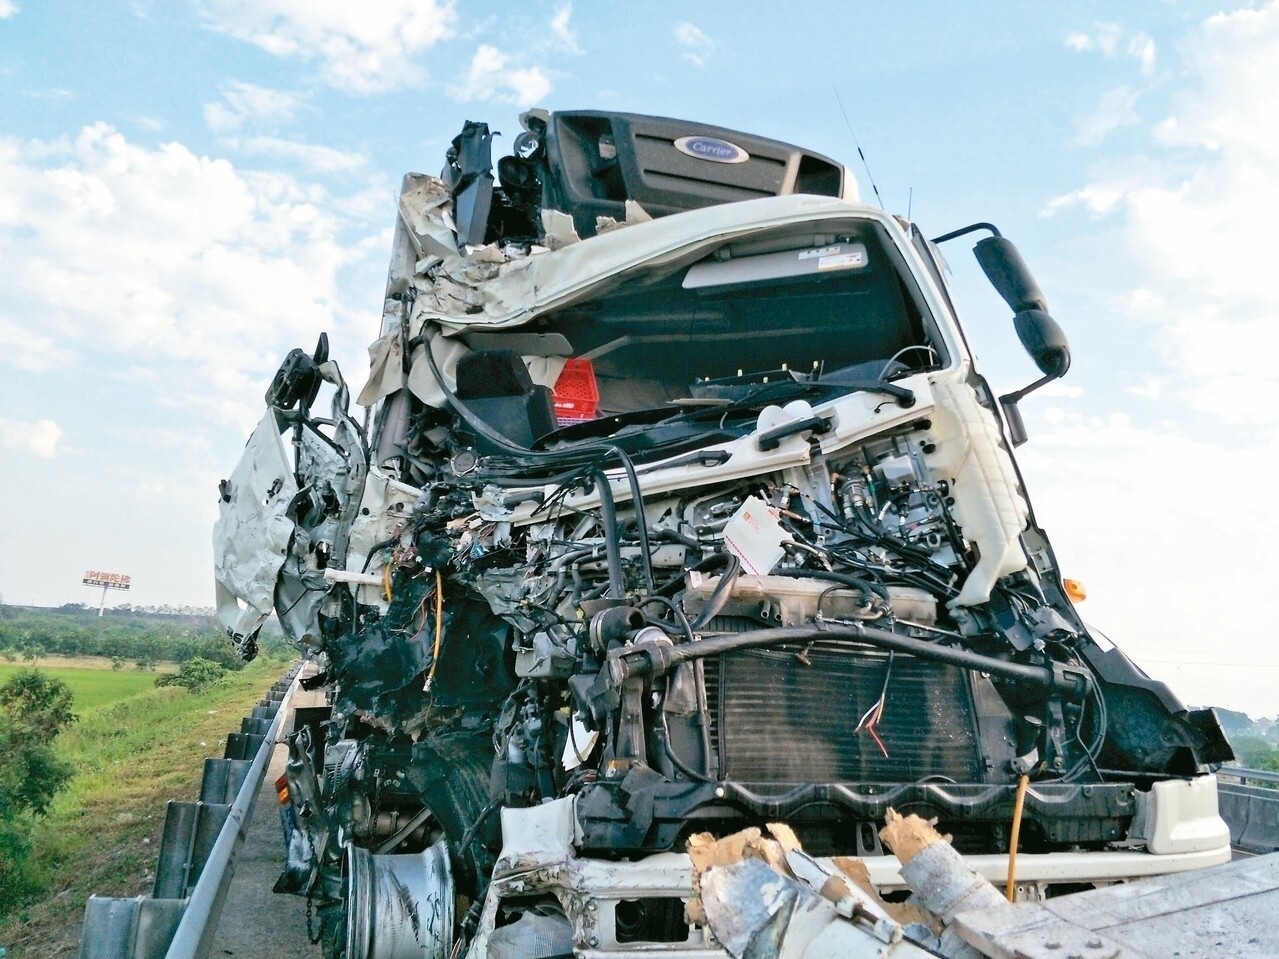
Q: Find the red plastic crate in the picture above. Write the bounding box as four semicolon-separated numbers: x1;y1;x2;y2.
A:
552;357;599;423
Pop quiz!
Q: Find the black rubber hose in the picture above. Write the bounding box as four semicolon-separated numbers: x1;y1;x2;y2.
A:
689;554;742;630
774;567;891;603
652;551;733;597
594;468;625;598
421;334;656;596
618;623;1092;699
613;448;656;593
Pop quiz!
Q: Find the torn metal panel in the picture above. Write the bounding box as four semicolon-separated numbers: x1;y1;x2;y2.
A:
213;410;298;649
699;858;939;959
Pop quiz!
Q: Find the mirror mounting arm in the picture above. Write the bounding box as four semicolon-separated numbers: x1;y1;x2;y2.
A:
931;221;1002;245
999;372;1059;448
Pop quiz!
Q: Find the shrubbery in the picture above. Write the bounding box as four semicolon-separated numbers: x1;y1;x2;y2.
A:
0;670;76;905
155;657;228;692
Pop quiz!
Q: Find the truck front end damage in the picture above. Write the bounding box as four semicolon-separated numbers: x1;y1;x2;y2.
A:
213;111;1232;959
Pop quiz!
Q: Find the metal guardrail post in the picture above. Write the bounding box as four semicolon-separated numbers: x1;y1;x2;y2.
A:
197;759;252;805
79;897;187;959
151;802;232;900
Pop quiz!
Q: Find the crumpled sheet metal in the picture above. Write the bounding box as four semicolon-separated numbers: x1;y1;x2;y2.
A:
213;410;298;642
690;825;938;959
395;185;880;332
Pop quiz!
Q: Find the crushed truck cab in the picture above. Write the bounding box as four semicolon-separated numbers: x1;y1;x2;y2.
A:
213;110;1232;959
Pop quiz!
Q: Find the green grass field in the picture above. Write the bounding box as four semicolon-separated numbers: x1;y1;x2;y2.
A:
0;662;159;710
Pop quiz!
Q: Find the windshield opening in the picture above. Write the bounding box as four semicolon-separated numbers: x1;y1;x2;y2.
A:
530;220;942;416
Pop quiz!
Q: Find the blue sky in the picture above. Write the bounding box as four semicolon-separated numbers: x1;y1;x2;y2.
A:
2;1;1276;716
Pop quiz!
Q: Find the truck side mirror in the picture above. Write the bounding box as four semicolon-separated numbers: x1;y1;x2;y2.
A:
1014;309;1070;378
974;236;1048;314
973;237;1071;447
932;223;1073;446
1000;311;1071;447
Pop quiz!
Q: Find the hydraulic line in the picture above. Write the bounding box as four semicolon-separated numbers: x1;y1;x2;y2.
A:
775;567;891;603
422;331;657;592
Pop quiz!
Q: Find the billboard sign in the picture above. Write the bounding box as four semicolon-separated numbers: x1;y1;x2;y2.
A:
82;570;131;590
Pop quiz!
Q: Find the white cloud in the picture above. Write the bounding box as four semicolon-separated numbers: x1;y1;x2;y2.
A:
1064;31;1090;53
24;88;73;100
1065;22;1156;74
674;21;716;67
1036;5;1279;715
1128;33;1157;76
0;418;62;458
0;124;381;428
1073;85;1140;145
0;0;17;19
1064;22;1122;58
1088;5;1279;423
129;115;165;132
204;81;301;134
1125;377;1164;399
550;4;582;54
449;45;552;107
235;136;367;173
198;0;457;94
1041;183;1126;218
0;314;74;372
1054;4;1279;248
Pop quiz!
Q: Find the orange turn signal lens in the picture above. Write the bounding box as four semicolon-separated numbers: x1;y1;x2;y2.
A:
275;774;290;805
1063;579;1087;602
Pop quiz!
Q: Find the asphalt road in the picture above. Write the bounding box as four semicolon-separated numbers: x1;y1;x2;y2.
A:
208;689;325;959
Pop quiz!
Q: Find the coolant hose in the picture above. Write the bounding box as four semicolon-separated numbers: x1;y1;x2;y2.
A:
594;469;625;598
689;554;742;630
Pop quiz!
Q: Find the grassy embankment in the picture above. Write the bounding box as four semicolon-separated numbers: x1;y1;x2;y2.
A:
0;653;297;957
0;657;174;709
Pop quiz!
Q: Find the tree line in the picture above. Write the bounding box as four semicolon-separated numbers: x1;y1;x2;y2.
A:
0;604;289;669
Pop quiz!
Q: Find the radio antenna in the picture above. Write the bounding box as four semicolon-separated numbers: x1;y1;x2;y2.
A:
834;85;885;211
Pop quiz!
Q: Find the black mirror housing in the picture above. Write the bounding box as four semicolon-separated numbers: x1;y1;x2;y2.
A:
1014;309;1071;379
974;236;1048;314
1000;395;1029;447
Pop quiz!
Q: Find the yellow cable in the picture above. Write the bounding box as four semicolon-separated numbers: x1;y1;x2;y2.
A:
425;570;444;691
382;563;393;602
1005;773;1030;902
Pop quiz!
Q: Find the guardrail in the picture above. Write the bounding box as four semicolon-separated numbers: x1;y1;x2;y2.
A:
78;664;303;959
1215;766;1279;855
1218;765;1279;786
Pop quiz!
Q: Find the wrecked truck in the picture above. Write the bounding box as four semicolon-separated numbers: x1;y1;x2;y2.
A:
213;110;1234;959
